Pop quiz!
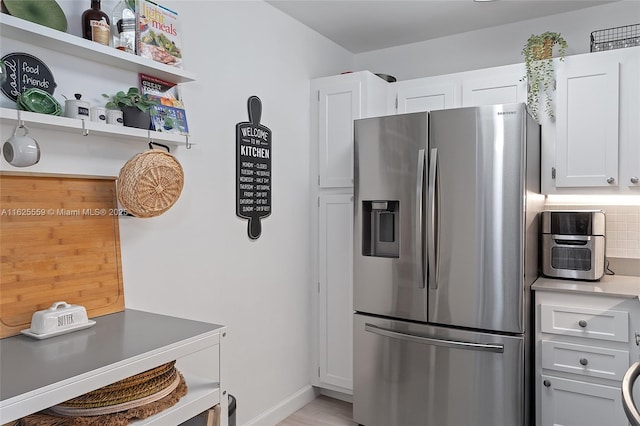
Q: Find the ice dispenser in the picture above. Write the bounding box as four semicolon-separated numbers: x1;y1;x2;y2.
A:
362;201;399;258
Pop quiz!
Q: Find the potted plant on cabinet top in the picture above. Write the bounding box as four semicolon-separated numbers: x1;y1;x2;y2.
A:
521;31;568;122
102;87;158;129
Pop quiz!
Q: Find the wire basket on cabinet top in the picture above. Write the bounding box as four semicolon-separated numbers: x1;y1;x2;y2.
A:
590;23;640;52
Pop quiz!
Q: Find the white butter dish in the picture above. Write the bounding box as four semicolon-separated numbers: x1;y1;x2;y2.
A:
28;301;90;335
21;320;96;340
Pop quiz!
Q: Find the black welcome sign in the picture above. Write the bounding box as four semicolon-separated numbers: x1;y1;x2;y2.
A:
236;96;272;240
1;52;57;101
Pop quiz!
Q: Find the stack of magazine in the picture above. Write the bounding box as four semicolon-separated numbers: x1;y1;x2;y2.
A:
139;73;189;135
136;0;182;68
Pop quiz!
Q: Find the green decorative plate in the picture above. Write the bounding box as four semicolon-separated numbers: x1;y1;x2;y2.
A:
3;0;68;32
17;88;62;116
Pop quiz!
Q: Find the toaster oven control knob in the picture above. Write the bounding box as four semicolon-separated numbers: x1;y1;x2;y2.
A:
543;380;551;387
631;176;639;184
580;358;589;366
607;177;615;184
579;320;588;328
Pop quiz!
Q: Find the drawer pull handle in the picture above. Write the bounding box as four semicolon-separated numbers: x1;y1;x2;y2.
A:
580;358;589;366
578;320;588;328
543;379;551;387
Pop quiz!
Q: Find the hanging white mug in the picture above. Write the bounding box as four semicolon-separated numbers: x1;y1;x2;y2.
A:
3;124;41;167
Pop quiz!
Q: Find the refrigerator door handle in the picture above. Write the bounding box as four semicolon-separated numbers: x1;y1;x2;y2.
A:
427;148;438;289
415;148;426;288
364;323;504;354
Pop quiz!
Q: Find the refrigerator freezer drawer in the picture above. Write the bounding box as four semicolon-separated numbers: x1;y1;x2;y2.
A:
354;314;527;426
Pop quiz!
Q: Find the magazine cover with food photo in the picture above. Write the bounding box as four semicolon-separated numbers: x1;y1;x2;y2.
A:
136;0;182;67
139;73;189;135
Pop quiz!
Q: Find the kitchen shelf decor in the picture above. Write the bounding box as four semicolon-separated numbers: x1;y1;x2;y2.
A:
521;31;567;121
0;108;192;148
591;23;640;52
0;13;195;83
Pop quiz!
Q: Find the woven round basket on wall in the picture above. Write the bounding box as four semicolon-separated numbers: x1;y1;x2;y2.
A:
117;149;184;218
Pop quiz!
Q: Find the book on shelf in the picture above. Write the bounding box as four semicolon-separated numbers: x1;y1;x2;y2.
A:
139;73;189;135
136;0;182;68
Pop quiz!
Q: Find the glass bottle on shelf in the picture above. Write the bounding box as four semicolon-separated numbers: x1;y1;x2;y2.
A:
111;0;136;53
82;0;110;46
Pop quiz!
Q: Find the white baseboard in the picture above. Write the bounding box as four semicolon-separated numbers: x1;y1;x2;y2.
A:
319;387;353;403
243;385;319;426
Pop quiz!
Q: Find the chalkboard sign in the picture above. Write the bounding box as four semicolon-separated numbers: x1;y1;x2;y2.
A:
236;96;272;240
1;52;57;102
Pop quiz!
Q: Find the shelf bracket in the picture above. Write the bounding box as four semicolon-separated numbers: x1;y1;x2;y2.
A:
81;119;89;136
16;109;24;128
185;134;192;150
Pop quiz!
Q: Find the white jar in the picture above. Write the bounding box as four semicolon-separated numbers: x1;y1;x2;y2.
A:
107;109;124;126
64;94;90;119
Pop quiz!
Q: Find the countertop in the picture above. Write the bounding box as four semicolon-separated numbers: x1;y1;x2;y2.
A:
532;274;640;299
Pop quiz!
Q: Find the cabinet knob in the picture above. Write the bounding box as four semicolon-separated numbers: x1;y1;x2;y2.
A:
607;177;615;184
578;320;588;328
631;176;639;184
543;379;551;387
579;358;589;366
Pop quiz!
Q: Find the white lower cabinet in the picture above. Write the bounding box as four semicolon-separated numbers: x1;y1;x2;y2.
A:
535;286;640;426
317;193;354;391
540;374;628;426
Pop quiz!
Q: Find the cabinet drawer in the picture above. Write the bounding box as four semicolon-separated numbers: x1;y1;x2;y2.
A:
540;374;628;426
540;304;629;342
541;340;629;380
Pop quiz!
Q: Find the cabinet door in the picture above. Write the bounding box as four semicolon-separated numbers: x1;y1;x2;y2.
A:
621;50;640;189
396;83;456;113
318;81;361;188
462;74;526;107
555;60;620;187
318;193;354;390
540;375;628;426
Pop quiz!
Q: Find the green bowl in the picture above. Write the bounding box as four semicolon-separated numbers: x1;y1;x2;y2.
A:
17;88;62;116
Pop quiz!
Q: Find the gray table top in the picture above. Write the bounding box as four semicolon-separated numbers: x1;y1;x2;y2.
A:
0;309;224;401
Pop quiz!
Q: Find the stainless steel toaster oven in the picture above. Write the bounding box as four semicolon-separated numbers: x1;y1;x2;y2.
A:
541;210;606;281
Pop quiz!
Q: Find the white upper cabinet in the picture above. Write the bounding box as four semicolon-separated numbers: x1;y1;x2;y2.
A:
461;72;526;107
555;57;620;188
312;71;387;188
389;63;526;115
543;46;640;194
395;82;457;113
318;80;361;188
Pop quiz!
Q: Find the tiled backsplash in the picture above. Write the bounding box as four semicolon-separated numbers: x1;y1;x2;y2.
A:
543;203;640;259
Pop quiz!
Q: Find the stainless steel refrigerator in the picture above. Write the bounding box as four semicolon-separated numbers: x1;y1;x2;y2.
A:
353;103;542;426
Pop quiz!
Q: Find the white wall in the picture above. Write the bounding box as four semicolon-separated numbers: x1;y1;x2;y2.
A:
1;1;353;425
355;1;640;80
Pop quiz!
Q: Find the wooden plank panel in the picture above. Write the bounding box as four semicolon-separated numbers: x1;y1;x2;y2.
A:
0;173;125;337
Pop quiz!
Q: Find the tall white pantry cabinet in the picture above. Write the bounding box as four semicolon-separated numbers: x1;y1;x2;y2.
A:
309;71;387;393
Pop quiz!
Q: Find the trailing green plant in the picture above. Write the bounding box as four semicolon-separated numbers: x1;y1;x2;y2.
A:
521;31;568;122
102;87;158;112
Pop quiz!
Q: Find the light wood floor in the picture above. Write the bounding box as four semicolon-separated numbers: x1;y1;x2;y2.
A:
277;396;358;426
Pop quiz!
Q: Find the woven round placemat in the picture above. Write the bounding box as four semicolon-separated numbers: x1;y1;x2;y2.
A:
20;372;187;426
117;149;184;218
53;363;178;410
